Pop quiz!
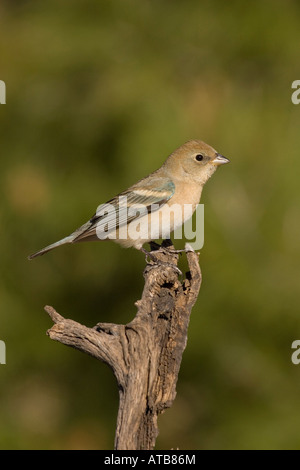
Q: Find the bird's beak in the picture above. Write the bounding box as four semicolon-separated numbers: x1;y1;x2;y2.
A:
212;153;230;166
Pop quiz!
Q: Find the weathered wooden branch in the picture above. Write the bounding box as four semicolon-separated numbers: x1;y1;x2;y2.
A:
44;243;202;450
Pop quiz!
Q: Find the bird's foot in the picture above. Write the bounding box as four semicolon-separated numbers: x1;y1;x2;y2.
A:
150;239;195;256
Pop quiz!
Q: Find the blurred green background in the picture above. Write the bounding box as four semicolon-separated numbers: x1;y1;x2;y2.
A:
1;0;300;450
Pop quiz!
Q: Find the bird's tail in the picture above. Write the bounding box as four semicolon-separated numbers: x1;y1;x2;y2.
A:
28;235;75;260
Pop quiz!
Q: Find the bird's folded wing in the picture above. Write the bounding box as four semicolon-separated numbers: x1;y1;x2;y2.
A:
72;178;175;242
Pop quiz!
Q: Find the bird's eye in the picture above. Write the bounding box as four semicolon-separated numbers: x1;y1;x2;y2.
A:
195;154;204;161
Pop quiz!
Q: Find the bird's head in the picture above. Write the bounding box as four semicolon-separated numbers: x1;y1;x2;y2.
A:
166;140;230;185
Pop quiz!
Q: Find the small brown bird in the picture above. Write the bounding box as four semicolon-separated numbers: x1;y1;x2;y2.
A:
28;140;229;260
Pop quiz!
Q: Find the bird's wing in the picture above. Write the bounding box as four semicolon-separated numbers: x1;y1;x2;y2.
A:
72;177;175;242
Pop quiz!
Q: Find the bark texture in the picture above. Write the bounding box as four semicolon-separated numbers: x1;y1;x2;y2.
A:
45;244;201;450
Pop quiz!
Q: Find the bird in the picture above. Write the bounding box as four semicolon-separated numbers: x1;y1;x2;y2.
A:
28;140;229;260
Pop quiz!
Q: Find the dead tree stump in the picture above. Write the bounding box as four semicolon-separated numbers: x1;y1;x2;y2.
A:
44;244;201;450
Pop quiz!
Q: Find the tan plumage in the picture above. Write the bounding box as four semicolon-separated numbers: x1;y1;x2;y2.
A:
28;140;229;259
